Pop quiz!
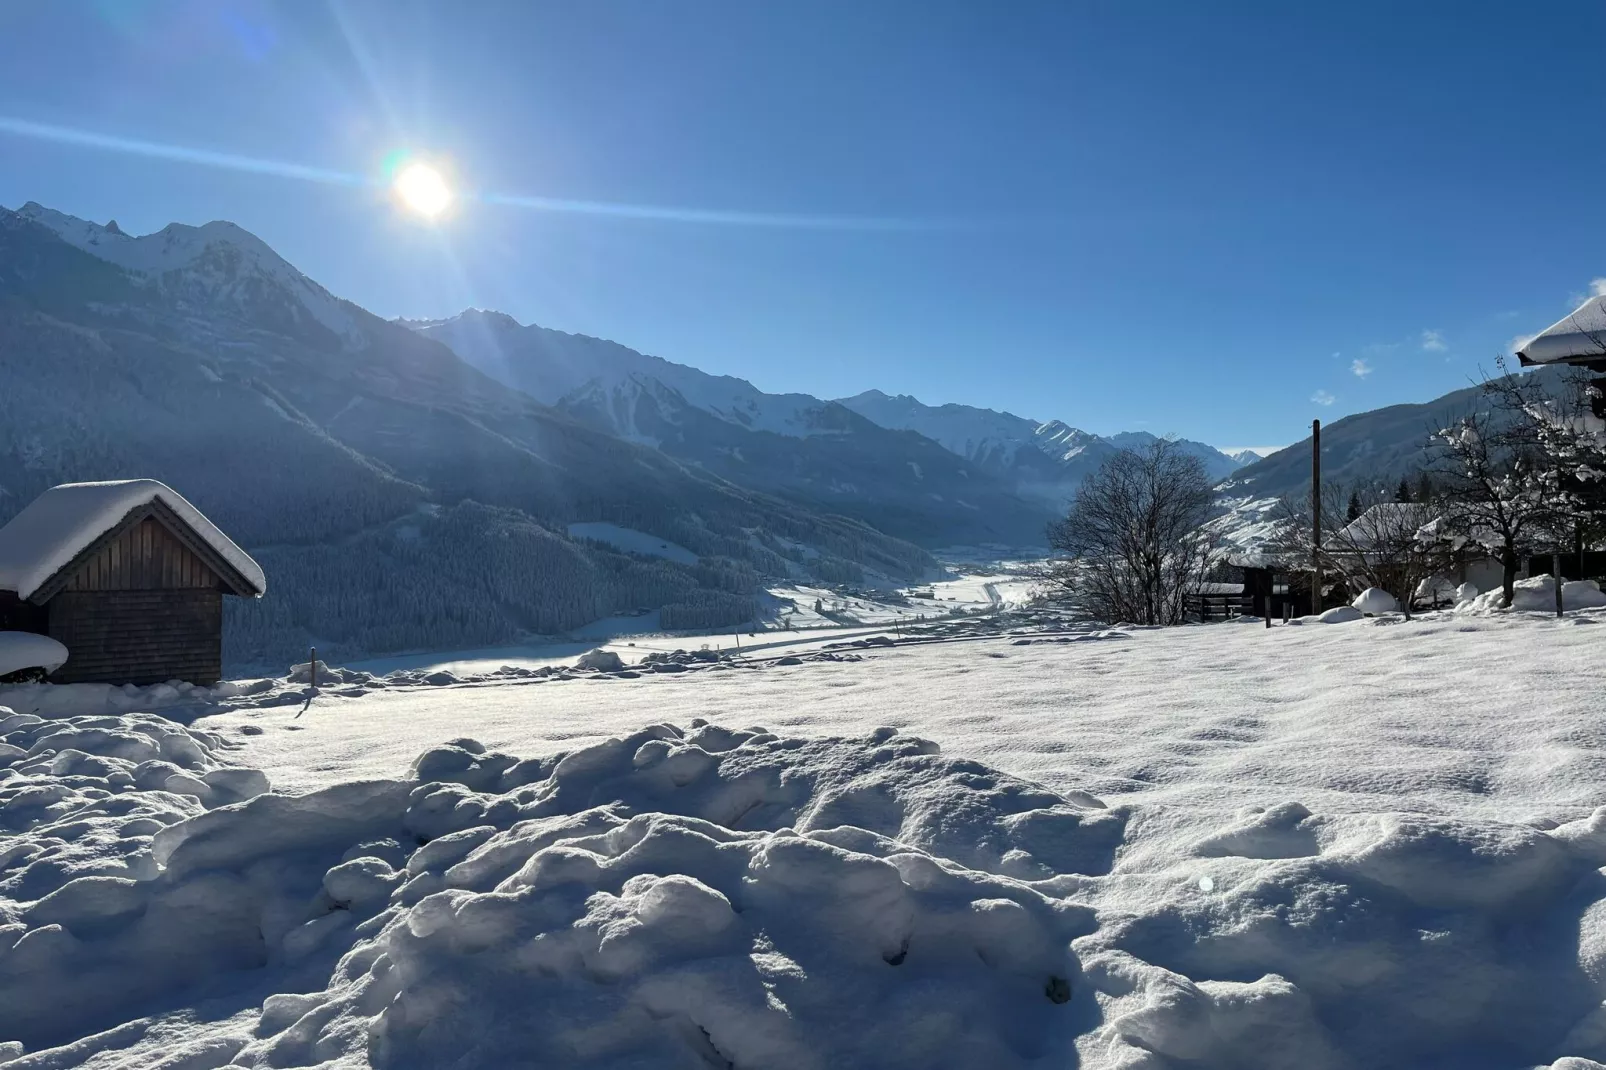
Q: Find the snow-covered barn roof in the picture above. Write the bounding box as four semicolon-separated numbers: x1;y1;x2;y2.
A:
1517;295;1606;367
0;480;266;601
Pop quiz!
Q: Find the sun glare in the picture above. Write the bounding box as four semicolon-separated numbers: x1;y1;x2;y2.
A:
394;162;452;219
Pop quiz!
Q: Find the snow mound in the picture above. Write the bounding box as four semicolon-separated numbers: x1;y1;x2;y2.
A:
2;721;1117;1063
1080;805;1606;1069
0;676;269;719
575;648;626;673
0;633;67;678
0;705;268;1007
1455;581;1480;603
1351;587;1399;615
1317;605;1365;624
1464;575;1606;614
1414;575;1458;606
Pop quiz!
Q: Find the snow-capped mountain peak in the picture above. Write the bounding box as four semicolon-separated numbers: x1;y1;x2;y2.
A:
11;201;364;348
1033;420;1104;461
839;393;1253;505
410;310;857;439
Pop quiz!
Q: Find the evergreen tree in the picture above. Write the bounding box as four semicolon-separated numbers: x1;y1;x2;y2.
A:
1415;470;1434;503
1395;478;1413;503
1345;491;1364;524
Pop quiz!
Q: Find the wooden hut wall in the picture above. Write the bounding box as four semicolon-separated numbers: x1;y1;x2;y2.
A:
45;515;227;685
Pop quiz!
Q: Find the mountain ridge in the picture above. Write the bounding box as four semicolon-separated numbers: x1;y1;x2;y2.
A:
414;310;1252;516
0;202;940;670
409;310;1056;546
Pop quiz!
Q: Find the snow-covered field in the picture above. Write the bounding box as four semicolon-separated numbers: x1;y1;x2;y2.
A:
6;607;1606;1068
336;563;1040;677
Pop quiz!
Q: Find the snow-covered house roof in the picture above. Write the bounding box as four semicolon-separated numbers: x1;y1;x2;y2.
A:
1330;502;1438;550
1517;295;1606;368
0;480;266;601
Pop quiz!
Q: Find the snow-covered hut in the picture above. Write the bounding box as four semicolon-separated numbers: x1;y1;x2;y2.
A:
1517;295;1606;371
1517;295;1606;421
0;480;265;684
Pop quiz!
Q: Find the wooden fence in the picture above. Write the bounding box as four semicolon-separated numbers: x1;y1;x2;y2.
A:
1186;592;1251;622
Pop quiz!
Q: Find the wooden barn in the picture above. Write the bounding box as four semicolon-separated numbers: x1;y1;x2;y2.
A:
0;480;265;685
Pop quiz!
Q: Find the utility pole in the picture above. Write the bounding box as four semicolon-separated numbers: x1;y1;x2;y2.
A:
1554;551;1565;618
1311;419;1322;616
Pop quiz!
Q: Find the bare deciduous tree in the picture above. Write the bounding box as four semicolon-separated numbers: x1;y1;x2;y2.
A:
1045;439;1218;626
1430;390;1556;608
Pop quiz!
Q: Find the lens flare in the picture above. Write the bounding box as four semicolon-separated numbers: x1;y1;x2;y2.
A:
393;162;452;218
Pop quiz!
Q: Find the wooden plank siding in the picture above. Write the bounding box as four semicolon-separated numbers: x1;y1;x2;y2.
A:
48;590;223;685
64;517;220;593
40;513;232;685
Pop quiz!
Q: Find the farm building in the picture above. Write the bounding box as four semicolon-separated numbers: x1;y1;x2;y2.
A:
0;480;265;685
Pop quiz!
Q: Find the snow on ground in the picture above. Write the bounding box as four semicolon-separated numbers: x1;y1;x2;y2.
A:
566;522;699;565
9;607;1606;1067
346;563;1038;677
764;564;1038;631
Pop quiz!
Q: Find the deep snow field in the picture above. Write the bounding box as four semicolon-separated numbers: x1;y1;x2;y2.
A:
6;607;1606;1068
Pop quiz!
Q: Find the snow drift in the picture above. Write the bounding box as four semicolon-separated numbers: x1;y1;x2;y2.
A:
1;715;1117;1066
15;682;1606;1067
1463;575;1606;614
0;633;67;679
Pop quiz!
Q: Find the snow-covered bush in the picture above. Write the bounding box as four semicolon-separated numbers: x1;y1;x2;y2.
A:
1318;605;1365;624
1351;587;1400;615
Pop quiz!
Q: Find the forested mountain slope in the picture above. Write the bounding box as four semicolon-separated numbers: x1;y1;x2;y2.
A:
0;204;935;669
1223;367;1568;501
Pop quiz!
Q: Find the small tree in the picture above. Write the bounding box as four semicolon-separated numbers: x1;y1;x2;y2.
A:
1432;397;1555;608
1395;478;1414;503
1345;491;1364;524
1045;438;1218;625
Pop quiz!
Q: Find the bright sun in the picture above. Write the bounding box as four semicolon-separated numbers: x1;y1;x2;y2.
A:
394;162;453;218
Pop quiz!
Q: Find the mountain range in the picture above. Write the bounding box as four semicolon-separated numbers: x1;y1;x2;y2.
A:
0;202;938;669
9;198;1472;672
407;311;1256;521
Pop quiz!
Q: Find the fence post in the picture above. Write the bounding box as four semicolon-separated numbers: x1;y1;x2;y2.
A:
309;646;317;691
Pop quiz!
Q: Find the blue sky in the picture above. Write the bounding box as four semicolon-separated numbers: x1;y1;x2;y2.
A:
2;1;1603;452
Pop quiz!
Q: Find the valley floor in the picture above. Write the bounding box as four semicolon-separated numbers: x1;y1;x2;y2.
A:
5;607;1606;1068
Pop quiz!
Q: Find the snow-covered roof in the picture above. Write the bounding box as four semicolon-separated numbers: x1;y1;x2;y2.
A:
1331;502;1438;550
0;480;265;600
1517;295;1606;367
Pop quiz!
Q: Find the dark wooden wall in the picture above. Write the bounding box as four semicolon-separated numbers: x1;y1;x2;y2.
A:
64;517;219;592
49;590;223;685
44;515;228;685
0;591;47;634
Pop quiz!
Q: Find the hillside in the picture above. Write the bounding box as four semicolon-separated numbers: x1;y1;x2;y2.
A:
1224;367;1569;501
409;312;1056;546
0;204;937;669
